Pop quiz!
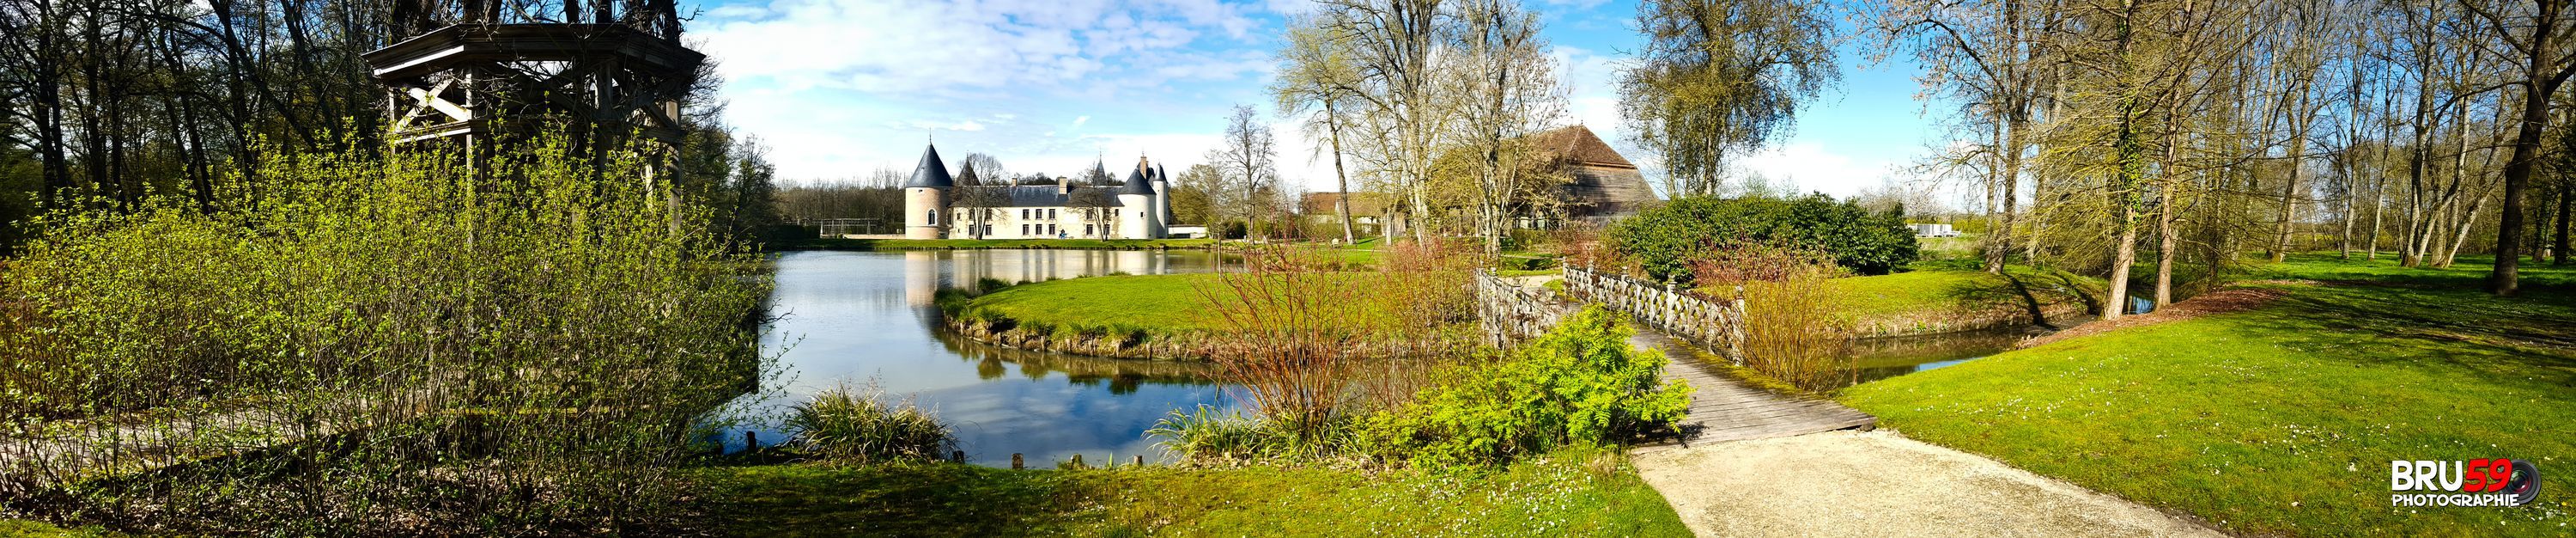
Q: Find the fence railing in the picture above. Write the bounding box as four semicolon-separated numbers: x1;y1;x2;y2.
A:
1473;269;1570;348
1561;264;1748;363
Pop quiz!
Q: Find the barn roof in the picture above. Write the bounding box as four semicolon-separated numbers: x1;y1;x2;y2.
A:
1527;125;1635;169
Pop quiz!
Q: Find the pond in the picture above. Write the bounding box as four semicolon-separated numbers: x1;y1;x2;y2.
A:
723;249;1241;468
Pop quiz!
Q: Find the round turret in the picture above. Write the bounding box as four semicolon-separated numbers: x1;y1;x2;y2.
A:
904;144;953;239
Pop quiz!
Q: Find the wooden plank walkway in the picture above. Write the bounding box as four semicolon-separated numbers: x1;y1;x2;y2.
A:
1496;274;1876;452
1627;328;1876;453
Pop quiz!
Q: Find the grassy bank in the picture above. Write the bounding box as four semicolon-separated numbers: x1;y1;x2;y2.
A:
966;274;1227;333
687;448;1690;537
1840;254;2575;535
1831;262;2102;336
945;271;1473;359
787;237;1217;250
1700;260;2103;337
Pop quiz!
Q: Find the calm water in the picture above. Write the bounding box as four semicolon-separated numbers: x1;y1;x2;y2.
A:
726;249;1240;467
1845;328;2035;386
1844;293;2155;387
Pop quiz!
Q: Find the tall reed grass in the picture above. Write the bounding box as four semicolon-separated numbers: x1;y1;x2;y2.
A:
1693;243;1856;392
782;382;955;462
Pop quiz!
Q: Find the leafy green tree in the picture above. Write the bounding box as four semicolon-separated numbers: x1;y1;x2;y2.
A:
1619;0;1841;197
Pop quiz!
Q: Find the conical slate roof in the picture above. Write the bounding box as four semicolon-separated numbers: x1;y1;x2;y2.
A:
955;161;981;186
1119;168;1155;195
905;144;955;188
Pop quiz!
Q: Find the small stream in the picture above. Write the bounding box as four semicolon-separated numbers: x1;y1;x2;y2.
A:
1841;295;2155;388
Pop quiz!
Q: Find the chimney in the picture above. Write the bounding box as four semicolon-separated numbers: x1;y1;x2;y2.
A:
1057;174;1071;195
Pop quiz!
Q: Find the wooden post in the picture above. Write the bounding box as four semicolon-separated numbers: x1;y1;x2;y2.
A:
1133;455;1145;467
1071;454;1084;468
1012;453;1024;469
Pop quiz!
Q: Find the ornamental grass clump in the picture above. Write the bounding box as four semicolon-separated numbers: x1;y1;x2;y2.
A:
0;133;771;535
1692;242;1857;392
1145;405;1291;465
783;382;956;462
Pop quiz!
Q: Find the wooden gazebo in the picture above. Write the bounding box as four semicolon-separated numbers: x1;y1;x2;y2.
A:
361;1;703;158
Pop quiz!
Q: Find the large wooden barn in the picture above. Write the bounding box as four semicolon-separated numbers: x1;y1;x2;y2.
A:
1526;125;1661;224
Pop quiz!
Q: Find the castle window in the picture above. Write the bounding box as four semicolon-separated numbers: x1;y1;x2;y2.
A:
1048;208;1057;219
1020;224;1030;235
1085;224;1094;235
927;209;938;225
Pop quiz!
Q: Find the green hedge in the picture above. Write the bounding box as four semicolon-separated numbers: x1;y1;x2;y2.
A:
1607;194;1917;283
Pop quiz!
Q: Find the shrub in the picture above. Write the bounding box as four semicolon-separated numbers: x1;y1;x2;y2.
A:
1607;194;1917;283
784;382;957;462
1359;307;1692;469
0;134;769;534
1192;246;1376;445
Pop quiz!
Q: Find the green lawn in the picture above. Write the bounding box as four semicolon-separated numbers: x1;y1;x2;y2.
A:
1841;254;2576;535
968;274;1228;333
787;238;1217;250
687;449;1691;537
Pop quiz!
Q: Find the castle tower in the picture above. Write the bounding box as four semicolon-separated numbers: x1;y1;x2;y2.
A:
1116;156;1162;239
1151;163;1173;229
904;144;955;240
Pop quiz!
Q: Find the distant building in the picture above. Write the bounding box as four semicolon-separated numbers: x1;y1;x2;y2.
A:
903;143;1175;240
1298;192;1388;235
1526;125;1659;224
1299;125;1658;235
1909;223;1959;237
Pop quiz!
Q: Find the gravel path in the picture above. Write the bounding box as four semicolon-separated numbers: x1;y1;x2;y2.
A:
1631;430;2227;538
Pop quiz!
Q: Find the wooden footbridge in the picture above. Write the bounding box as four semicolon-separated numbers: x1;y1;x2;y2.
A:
1625;329;1877;454
1475;271;1876;452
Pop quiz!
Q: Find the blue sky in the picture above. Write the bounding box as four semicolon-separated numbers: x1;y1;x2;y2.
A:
690;0;1971;204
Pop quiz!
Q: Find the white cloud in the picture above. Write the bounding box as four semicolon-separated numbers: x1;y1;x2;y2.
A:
1729;143;1903;198
698;0;1262;95
898;119;987;131
696;0;1285;180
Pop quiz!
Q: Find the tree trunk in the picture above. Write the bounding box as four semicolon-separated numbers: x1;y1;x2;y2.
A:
2556;179;2571;266
2272;88;2313;263
1326;101;1357;245
2103;0;2142;321
2489;2;2569;296
2441;189;2491;267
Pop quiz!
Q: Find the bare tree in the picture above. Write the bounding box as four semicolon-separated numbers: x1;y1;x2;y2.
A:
1314;0;1454;242
1275;15;1366;244
1207;104;1280;237
1451;0;1566;254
